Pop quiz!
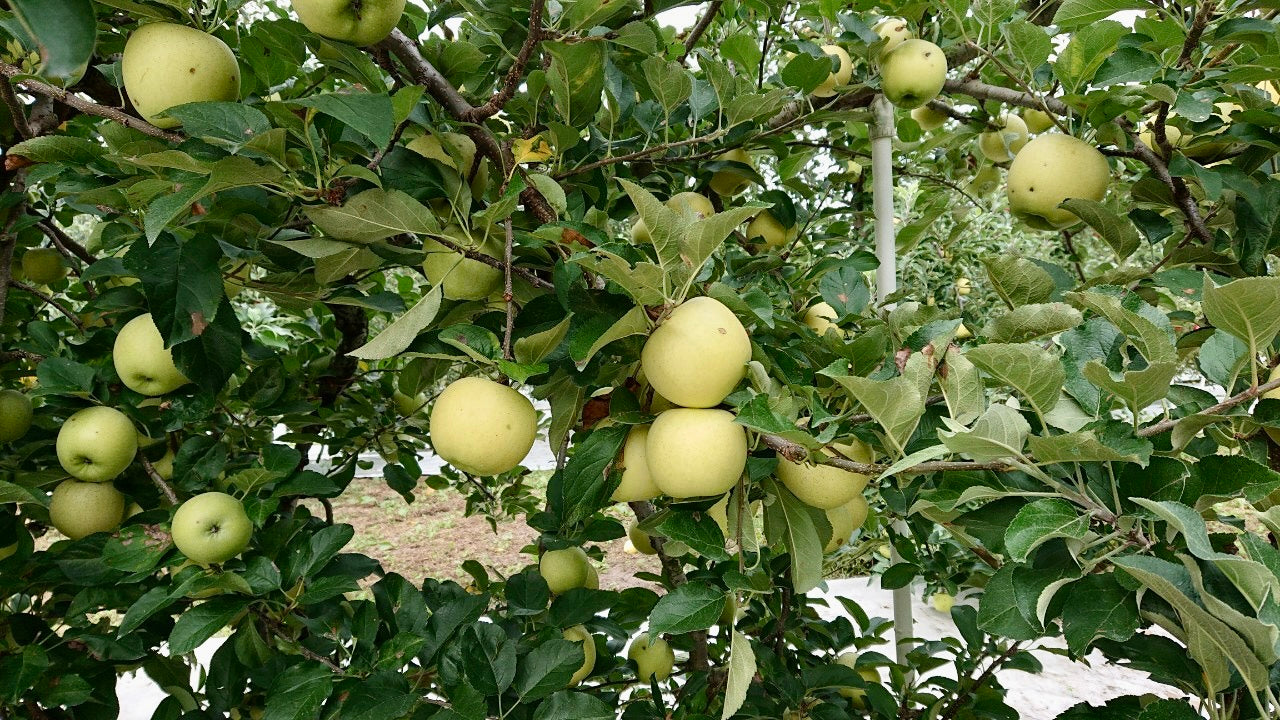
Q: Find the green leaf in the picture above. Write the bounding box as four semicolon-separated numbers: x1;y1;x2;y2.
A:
721;631;756;720
821;372;923;455
527;174;567;217
348;286;442;360
656;510;729;561
532;691;613;720
939;404;1030;462
261;662;334;720
165;103;271;148
1066;291;1175;363
1001;20;1052;70
571;304;649;368
1195;455;1280;506
559;425;629;527
462;622;517;695
1004;498;1089;562
306;189;439;244
1054;0;1153;29
574;250;666;305
1052;21;1127;93
1061;574;1139;655
617;178;685;276
819;264;872;319
35;357;95;395
335;672;417;720
1082;359;1178;415
780;51;832;95
762;477;825;593
965;343;1064;420
515;315;572;365
514;639;582;703
545;41;605;128
1201;275;1280;381
939;348;984;425
173;295;243;395
641;56;693;114
294;92;394;149
982;303;1083;343
648;583;726;637
977;562;1070;640
1028;430;1151;466
1058;200;1140;260
683;205;762;276
124;233;225;346
0;645;49;703
7;135;105;165
11;0;95;82
168;596;243;654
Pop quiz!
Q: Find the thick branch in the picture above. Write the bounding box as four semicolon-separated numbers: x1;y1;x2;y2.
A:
941;78;1068;115
0;63;182;143
629;500;710;671
426;231;553;290
466;0;546;121
680;0;724;63
0;78;31;140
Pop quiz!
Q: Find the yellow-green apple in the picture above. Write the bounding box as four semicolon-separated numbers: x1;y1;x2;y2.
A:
428;376;537;476
707;493;731;537
836;652;880;703
562;625;597;686
290;0;407;45
879;39;947;109
646;409;747;498
171;491;252;565
114;313;191;396
955;323;972;340
539;546;592;594
709;148;754;197
1138;124;1185;153
825;502;854;552
803;301;844;337
422;226;504;300
122;23;240;129
956;277;972;296
57;406;138;482
20;248;66;284
812;45;853;98
931;592;955;613
1006;133;1110;230
150;448;175;481
627;522;657;555
911;105;947;131
847;494;869;529
630;217;651;244
49;480;125;540
872;18;912;58
977;113;1028;163
612;425;660;502
666;191;716;219
629;634;674;681
1022;109;1054;134
641;296;750;408
0;390;33;443
777;439;874;509
393;390;427;416
745;211;796;249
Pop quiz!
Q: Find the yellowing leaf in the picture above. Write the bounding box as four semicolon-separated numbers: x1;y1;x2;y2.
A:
513;135;554;164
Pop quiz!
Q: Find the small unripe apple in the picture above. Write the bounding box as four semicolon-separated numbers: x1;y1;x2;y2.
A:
49;480;125;540
20;249;66;285
1138;125;1185;153
114;313;191;396
1022;109;1054;134
812;45;853;98
955;323;972;340
777;439;874;509
879;39;947;109
709;148;754;197
122;23;241;129
646;409;747;498
629;634;674;681
836;652;880;704
429;377;538;476
0;390;33;443
910;105;947;131
393;390;427;416
57;406;138;483
562;625;596;686
666;191;715;219
803;302;844;337
171;492;253;566
872;18;912;58
1006;133;1111;230
630;217;650;244
977;113;1029;163
745;211;796;249
422;226;504;301
539;547;592;594
612;425;660;502
627;523;657;555
931;592;955;613
291;0;407;46
641;296;751;408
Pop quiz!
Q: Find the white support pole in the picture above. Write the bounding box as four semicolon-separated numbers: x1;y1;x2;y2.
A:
870;94;915;675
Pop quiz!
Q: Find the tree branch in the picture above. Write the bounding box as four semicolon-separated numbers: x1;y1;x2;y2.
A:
9;279;86;332
424;231;553;290
466;0;546;121
0;63;183;143
0;78;31;140
1138;376;1280;438
501;218;515;361
139;455;178;505
629;500;710;671
37;220;96;266
941;78;1068;115
553;130;725;180
680;0;724;63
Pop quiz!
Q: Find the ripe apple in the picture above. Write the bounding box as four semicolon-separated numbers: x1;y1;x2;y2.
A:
847;494;869;530
57;406;138;482
1138;124;1185;153
812;45;853;98
150;448;176;481
629;634;674;681
171;492;253;566
803;301;844;337
562;625;597;686
1022;109;1054;134
20;248;66;285
406;131;488;197
429;377;537;476
956;277;972;296
49;480;126;540
291;0;407;45
627;522;657;555
910;105;947;131
393;390;427;416
872;18;912;58
612;425;660;502
977;113;1029;163
0;390;33;443
539;546;592;594
931;592;955;613
114;313;191;396
641;296;751;408
709;148;754;197
825;502;855;552
745;211;796;249
879;39;947;109
836;652;880;703
422;226;504;300
646;409;747;498
777;439;874;510
122;23;241;129
1006;133;1111;230
666;191;716;219
1262;365;1280;445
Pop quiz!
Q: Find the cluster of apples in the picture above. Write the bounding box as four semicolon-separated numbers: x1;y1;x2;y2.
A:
119;1;406;130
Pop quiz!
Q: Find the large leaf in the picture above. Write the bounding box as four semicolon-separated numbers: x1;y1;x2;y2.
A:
1061;574;1139;655
648;583;726;638
1201;275;1280;383
1004;498;1089;562
821;372;923;455
984;256;1055;307
1058;199;1140;260
348;286;442;360
762;477;825;593
982;303;1082;343
938;404;1030;463
306;189;439;244
124;233;225;346
11;0;95;83
721;631;756;720
965;343;1064;420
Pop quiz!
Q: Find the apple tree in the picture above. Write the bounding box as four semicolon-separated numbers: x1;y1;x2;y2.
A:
3;0;1280;719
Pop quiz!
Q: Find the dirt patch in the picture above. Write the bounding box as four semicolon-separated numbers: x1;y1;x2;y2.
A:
331;473;661;590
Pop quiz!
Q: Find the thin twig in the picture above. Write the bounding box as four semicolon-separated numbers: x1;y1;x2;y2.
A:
466;0;546;121
1138;376;1280;438
502;219;515;361
941;78;1069;115
0;62;183;143
680;0;724;63
9;279;86;332
0;78;31;140
36;221;96;265
554;130;724;179
422;231;553;290
139;456;178;505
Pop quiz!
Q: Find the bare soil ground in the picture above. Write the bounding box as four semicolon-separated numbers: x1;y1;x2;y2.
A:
330;473;661;589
